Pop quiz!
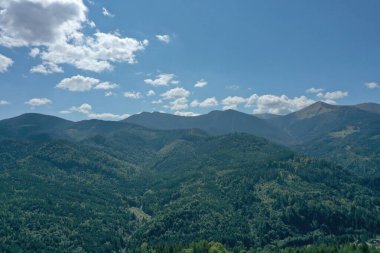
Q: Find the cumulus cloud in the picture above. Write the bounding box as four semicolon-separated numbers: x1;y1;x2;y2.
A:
29;48;40;57
144;73;177;86
0;100;10;105
70;103;92;114
365;82;379;89
25;98;52;107
146;90;156;96
30;62;63;74
124;91;142;99
306;87;324;93
88;112;129;120
60;103;129;119
174;111;199;117
317;90;348;100
102;7;114;17
0;53;14;73
191;97;218;108
194;79;207;88
0;0;86;47
94;82;118;90
156;34;170;43
247;94;315;115
0;0;147;73
166;98;189;111
221;96;246;110
39;32;148;72
161;87;190;100
56;75;118;92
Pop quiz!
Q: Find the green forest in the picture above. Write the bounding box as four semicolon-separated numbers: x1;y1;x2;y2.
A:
0;113;380;252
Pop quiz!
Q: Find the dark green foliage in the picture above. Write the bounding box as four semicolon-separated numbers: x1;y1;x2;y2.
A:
131;241;380;253
0;114;380;251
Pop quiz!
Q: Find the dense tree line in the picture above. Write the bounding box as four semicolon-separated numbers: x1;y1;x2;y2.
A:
0;131;379;251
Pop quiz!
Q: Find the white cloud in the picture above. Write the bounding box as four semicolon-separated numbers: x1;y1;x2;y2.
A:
166;97;188;111
70;103;92;114
306;87;324;93
88;113;129;120
0;0;87;47
365;82;379;89
144;73;177;86
124;91;142;99
156;34;170;43
161;87;190;100
191;97;218;108
246;94;259;106
102;7;114;17
57;75;99;91
0;0;147;73
87;19;96;28
29;48;40;58
94;82;118;90
30;62;63;74
317;90;348;100
247;94;315;115
0;53;13;73
174;111;199;117
105;91;113;97
40;32;148;72
56;75;118;92
25;98;52;107
221;96;246;110
194;79;207;88
61;103;129;119
0;100;10;105
146;90;156;96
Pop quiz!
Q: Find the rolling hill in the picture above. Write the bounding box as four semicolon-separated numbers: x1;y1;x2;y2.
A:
1;113;380;251
123;102;380;176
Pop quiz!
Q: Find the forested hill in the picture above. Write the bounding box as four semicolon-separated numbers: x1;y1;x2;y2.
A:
125;102;380;177
0;113;380;252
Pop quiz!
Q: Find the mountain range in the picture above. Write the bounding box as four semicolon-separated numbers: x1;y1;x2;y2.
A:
125;101;380;176
1;102;380;252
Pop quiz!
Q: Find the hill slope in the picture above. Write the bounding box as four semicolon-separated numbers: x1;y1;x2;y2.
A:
0;114;380;251
122;102;380;176
267;102;380;176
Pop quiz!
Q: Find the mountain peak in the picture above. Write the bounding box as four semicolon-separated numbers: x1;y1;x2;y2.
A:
294;101;337;119
2;113;73;124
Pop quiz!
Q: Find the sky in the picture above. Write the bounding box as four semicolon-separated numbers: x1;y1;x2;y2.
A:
0;0;380;120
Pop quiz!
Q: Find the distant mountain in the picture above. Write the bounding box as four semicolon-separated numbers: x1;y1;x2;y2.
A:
267;102;380;176
123;101;380;176
268;101;380;143
354;102;380;114
2;103;380;177
0;113;74;141
124;110;290;143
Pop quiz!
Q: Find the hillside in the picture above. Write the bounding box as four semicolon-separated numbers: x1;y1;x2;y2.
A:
0;114;380;251
267;102;380;176
123;102;380;177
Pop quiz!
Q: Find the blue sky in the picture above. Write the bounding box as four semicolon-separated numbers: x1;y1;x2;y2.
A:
0;0;380;120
